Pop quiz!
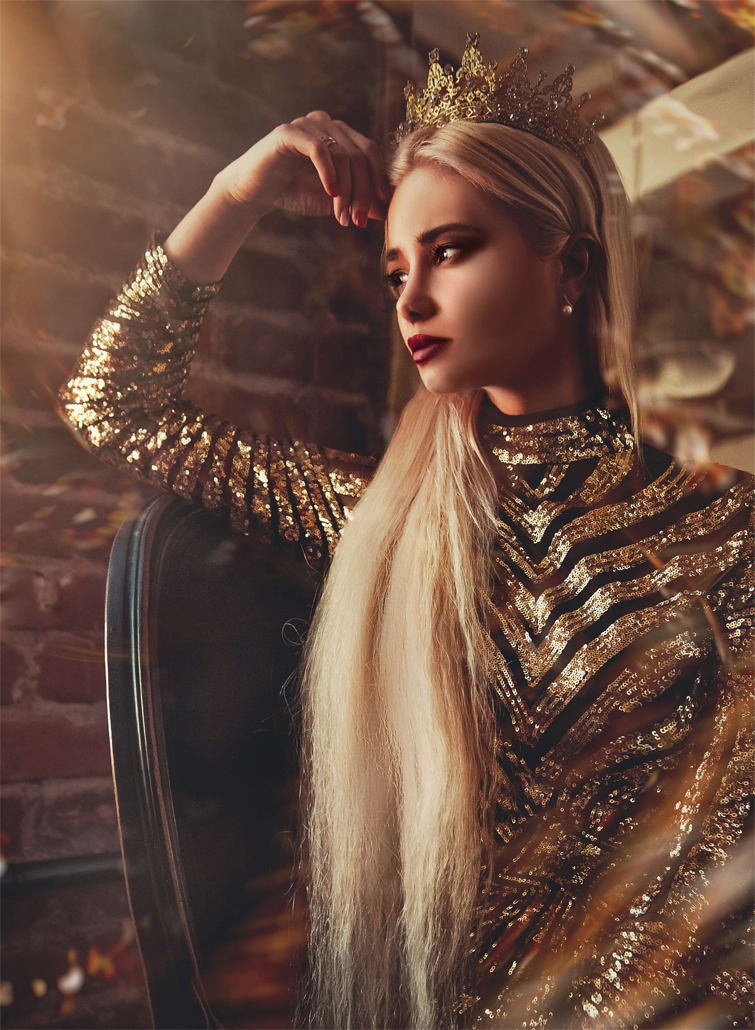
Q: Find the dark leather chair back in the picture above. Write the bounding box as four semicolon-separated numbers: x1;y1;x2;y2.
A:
106;495;316;1029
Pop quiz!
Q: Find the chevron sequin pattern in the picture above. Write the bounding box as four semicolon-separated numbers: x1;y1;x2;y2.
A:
460;397;754;1029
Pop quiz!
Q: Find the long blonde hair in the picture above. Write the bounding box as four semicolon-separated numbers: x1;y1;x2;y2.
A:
296;121;639;1030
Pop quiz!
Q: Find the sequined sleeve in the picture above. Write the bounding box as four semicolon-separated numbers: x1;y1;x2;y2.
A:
57;233;377;568
710;502;755;668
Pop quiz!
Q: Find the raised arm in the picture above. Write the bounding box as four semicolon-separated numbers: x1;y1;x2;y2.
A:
58;113;386;569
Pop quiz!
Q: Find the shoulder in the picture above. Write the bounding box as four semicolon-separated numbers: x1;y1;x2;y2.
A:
666;448;753;660
647;441;754;556
322;445;379;515
638;441;753;634
639;441;753;514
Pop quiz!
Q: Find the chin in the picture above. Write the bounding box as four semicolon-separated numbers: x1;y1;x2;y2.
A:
418;365;477;395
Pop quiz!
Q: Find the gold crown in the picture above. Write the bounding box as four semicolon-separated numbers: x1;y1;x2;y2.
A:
396;34;605;162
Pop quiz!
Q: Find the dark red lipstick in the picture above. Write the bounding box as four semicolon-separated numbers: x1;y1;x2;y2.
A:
407;334;451;365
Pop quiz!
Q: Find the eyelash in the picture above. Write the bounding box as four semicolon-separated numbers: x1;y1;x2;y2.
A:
383;243;462;293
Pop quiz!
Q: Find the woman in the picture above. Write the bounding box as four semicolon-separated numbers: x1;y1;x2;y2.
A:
58;37;752;1030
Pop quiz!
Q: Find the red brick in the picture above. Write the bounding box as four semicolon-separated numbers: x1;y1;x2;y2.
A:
207;305;315;382
84;24;270;156
2;420;160;496
1;877;150;1028
35;104;218;211
1;639;26;704
219;248;310;311
140;132;220;210
0;792;28;861
37;632;106;703
1;424;97;492
58;573;107;632
1;176;149;274
1;567;106;631
1;713;110;781
0;338;71;414
207;4;306;111
306;394;377;456
138;1;212;66
32;780;118;859
209;1;382;133
1;256;114;348
2;566;61;630
1;488;125;563
314;328;387;396
185;374;312;441
36;107;167;199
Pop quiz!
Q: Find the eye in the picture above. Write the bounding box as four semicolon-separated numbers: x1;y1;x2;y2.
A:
434;243;461;264
383;269;408;295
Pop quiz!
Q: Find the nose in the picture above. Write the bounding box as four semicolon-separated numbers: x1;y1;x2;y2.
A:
396;270;437;326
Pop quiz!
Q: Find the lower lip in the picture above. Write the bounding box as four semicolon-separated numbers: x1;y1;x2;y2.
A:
411;340;449;365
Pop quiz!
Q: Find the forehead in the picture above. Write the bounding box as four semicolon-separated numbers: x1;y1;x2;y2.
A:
385;164;510;250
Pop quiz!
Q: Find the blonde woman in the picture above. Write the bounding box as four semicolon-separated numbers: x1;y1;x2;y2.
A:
59;38;752;1030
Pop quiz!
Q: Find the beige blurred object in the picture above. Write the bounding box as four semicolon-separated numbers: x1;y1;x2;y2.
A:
592;0;700;73
601;48;755;201
710;434;755;475
643;344;737;400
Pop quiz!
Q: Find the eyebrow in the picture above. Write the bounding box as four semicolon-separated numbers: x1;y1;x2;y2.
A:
382;222;486;270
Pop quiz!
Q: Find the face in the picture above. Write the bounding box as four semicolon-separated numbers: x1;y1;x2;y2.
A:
384;165;567;395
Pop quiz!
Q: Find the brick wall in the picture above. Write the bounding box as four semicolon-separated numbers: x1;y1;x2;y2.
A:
1;2;406;1025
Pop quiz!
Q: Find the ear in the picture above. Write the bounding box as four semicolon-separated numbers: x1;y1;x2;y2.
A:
558;233;598;305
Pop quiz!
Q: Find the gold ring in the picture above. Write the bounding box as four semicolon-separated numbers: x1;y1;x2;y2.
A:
320;135;338;147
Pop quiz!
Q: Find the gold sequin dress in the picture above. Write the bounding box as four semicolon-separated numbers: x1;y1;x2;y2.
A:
58;235;754;1030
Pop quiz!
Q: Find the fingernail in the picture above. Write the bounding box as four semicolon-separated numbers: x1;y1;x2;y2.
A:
340;210;349;227
357;211;367;228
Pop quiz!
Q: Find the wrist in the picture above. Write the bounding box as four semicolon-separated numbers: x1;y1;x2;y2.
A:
209;171;271;226
164;176;268;284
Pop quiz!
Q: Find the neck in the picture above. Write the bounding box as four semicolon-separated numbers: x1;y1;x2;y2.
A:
478;389;634;466
482;324;601;417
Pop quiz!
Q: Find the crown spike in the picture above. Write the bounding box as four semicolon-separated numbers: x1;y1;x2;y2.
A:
395;35;603;161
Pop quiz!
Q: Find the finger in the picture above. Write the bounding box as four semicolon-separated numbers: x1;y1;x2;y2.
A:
309;139;338;198
328;123;373;226
301;112;351;223
332;121;375;224
336;121;391;207
283;121;338;198
304;112;370;226
346;150;372;228
330;146;352;226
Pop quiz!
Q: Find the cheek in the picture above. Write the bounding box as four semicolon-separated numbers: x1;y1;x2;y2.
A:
448;258;544;335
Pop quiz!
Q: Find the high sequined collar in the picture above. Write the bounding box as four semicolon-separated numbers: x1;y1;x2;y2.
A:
479;389;635;465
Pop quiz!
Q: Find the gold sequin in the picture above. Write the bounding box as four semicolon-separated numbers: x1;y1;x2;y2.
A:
57;232;375;570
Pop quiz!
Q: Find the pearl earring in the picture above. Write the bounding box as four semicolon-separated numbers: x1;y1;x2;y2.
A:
561;295;573;317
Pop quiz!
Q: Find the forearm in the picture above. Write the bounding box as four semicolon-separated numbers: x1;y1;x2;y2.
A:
56;232;371;566
58;234;220;454
162;173;266;285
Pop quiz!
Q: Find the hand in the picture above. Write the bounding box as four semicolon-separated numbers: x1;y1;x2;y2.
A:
217;111;389;227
